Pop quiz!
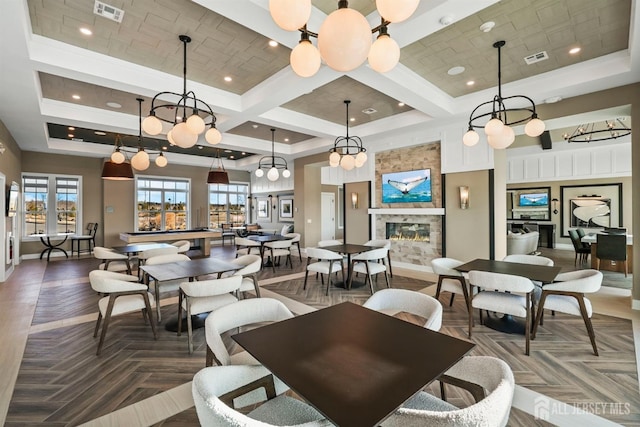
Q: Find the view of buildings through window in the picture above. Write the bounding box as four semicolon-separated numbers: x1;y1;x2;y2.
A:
209;183;248;228
136;178;189;231
23;174;80;235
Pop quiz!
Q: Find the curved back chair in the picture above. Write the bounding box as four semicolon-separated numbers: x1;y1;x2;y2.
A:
263;239;293;273
596;233;628;277
382;356;514;427
89;270;156;355
430;258;471;324
178;275;241;353
365;239;393;277
502;254;553;266
469;270;535;355
568;229;591;265
93;246;132;274
231;254;263;297
349;247;390;294
303;247;344;296
205;298;294;367
170;239;191;253
192;365;330;426
364;289;443;331
235;237;261;258
283;232;302;261
317;239;342;247
532;269;603;355
143;253;190;322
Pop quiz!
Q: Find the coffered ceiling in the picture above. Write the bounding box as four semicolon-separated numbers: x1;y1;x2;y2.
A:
0;0;638;171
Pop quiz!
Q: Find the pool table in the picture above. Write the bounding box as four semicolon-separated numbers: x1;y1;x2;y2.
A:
119;229;221;256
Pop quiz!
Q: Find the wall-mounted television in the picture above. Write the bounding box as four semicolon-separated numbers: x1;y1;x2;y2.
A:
382;169;431;203
6;181;19;217
519;192;549;207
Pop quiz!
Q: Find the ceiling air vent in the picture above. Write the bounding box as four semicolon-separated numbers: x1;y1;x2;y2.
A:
362;108;377;114
524;51;549;65
94;1;124;23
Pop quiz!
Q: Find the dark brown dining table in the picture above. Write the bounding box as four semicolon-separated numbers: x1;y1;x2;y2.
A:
455;258;561;334
320;243;375;288
233;302;475;427
140;257;241;332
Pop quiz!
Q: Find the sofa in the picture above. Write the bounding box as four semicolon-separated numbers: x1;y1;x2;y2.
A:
507;231;539;255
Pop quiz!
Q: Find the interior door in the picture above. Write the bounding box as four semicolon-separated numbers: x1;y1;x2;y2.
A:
321;192;335;241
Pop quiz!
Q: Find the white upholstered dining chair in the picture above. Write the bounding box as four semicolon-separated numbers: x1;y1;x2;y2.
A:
192;365;331;426
93;246;133;275
430;258;472;317
348;247;390;293
303;247;344;296
364;239;393;277
381;356;514;427
263;239;293;273
363;288;443;331
230;254;263;298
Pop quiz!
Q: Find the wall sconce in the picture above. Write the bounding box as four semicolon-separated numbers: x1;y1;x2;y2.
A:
552;198;559;214
459;186;469;209
351;192;359;209
268;194;277;209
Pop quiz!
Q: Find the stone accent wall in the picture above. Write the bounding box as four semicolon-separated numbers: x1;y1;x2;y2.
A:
374;143;442;267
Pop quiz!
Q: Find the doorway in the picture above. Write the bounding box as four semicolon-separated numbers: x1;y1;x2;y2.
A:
321;192;335;241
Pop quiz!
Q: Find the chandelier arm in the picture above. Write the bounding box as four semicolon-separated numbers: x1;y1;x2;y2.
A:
148;92;216;125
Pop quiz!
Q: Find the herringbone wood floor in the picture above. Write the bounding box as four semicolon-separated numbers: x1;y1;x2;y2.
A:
4;247;639;426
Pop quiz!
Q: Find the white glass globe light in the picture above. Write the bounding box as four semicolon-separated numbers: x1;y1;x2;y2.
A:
167;130;176;146
329;158;340;167
267;167;279;181
318;8;372;72
487;125;515;149
142;115;162;135
368;34;400;73
155;154;168;167
376;0;419;23
186;114;205;135
111;150;125;164
205;127;222;145
269;0;311;31
291;39;322;77
255;168;264;178
282;169;291;178
172;122;198;148
340;154;355;170
131;150;150;170
355;151;367;167
524;117;545;137
484;117;504;136
329;151;341;164
463;129;480;146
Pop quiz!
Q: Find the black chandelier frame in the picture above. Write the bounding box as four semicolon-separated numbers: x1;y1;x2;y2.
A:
256;128;289;172
564;119;631;143
329;100;366;158
113;98;166;162
466;40;541;132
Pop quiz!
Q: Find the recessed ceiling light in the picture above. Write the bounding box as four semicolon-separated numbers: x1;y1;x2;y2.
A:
439;15;454;26
197;145;203;149
447;66;465;76
479;21;495;33
162;146;168;150
224;150;232;153
68;126;75;131
72;94;81;100
544;96;563;104
398;102;405;107
79;27;92;36
466;80;475;86
569;47;581;55
68;134;74;138
94;131;107;136
284;138;289;142
229;155;235;159
241;152;246;155
350;117;355;122
268;40;278;47
224;76;232;82
106;101;122;108
252;124;259;128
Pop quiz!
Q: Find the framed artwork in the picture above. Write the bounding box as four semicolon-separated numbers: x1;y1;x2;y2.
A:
257;200;270;219
560;183;622;237
280;198;293;219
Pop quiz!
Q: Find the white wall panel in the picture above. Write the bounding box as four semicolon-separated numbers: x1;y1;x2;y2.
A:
540;156;556;179
592;150;613;175
524;157;540;180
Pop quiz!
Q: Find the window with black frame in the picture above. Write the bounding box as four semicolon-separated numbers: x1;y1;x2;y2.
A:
208;183;248;228
22;174;81;236
135;177;189;231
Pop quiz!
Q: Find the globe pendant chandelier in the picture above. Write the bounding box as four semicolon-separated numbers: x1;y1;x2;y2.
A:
463;40;546;149
255;128;291;181
329;100;367;170
141;35;222;149
563;118;631;143
102;98;168;179
269;0;419;77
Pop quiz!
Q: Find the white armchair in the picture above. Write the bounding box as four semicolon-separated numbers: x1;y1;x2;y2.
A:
506;231;539;255
231;254;263;298
532;269;603;355
303;247;344;296
348;247;390;294
363;288;443;331
93;246;132;274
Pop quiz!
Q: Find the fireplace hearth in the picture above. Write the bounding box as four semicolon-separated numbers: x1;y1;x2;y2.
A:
386;222;430;242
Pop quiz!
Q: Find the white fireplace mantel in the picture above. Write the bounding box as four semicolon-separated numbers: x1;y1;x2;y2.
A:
368;208;445;216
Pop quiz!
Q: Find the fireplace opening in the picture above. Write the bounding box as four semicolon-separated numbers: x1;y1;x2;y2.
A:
386;222;430;242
